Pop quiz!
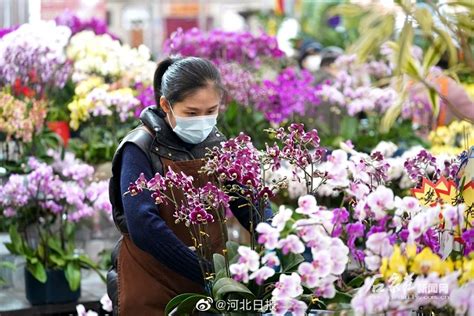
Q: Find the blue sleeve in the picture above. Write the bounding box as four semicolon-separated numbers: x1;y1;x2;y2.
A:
119;143;204;285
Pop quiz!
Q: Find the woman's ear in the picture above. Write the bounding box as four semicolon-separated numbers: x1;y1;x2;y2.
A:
160;96;170;114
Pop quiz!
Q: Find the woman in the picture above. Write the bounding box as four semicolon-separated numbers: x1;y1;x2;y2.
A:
107;57;265;315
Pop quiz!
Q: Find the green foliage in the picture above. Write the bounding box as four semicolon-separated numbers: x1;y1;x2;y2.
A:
319;114;427;153
299;0;356;49
46;80;76;122
332;0;474;128
69;118;136;164
0;261;16;286
4;223;104;291
218;101;272;150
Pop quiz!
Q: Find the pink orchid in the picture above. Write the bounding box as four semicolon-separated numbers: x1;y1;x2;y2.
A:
288;298;308;316
311;250;332;278
237;246;260;272
449;281;474;315
366;232;393;257
347;182;370;200
272;273;303;298
364;255;382;271
298;262;319;287
278;235;305;255
407;212;430;241
272;299;290;316
329;238;349;274
262;252;280;268
366;186;395;220
229;262;250;283
313;275;338;298
249;266;275;285
100;294;113;312
256;222;280;250
294;219;327;245
296;195;317;214
272;206;293;231
307;232;332;253
442;204;465;228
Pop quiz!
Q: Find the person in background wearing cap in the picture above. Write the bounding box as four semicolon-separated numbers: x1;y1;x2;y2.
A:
298;38;323;72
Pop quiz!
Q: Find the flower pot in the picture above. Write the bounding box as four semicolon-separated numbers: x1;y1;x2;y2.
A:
47;121;70;147
24;267;81;305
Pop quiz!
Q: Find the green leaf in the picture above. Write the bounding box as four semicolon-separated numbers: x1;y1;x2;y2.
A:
165;293;204;316
27;261;47;283
78;255;96;267
428;87;440;118
404;58;421;80
49;254;66;267
347;274;366;288
4;243;18;255
65;261;81;291
280;252;305;273
380;97;403;133
413;7;433;34
213;254;226;276
226;241;240;262
324;290;353;305
340;116;358;139
434;27;458;67
212;277;255;301
395;21;413;76
423;38;446;71
329;3;365;18
47;237;64;255
0;261;16;270
8;226;22;254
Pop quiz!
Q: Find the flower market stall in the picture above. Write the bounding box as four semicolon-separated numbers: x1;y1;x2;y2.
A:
0;2;473;316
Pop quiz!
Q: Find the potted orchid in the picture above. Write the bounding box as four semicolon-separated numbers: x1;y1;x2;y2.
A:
127;124;355;314
0;151;110;305
128;122;474;315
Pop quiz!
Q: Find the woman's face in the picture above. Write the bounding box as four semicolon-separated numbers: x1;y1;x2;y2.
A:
160;85;221;128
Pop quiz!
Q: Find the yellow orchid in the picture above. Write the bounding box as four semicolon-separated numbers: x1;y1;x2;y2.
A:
75;77;104;97
429;121;474;155
410;247;445;276
68;98;93;130
458;257;474;285
380;246;407;283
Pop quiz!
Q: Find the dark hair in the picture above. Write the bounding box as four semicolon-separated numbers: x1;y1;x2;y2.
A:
153;56;225;107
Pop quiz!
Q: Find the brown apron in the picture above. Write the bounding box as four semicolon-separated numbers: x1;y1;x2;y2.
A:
117;158;226;315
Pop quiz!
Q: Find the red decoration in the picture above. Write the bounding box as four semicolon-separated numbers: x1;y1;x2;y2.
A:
47;121;70;147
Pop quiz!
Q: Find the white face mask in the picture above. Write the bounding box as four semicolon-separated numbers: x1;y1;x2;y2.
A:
169;106;218;144
304;55;321;71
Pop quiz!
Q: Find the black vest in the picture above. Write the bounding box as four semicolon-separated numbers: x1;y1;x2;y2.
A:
108;106;226;234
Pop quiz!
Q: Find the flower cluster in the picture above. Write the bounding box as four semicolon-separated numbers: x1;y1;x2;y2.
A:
55;11;117;38
134;82;155;117
0;92;47;142
403;148;461;185
129;168;230;226
217;63;261;107
0;21;72;96
203;133;271;202
352;245;474;315
229;195;350;315
429;120;474;156
0;155;110;222
254;68;321;124
164;28;284;67
67;31;155;83
316;54;398;116
68;81;140;130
